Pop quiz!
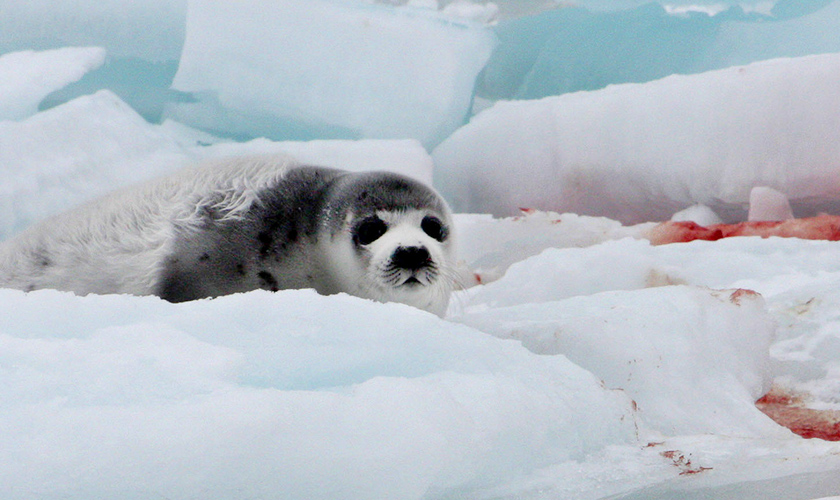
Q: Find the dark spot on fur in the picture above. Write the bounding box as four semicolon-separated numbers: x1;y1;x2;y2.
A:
287;228;298;243
258;232;273;257
199;253;210;262
33;249;51;269
257;271;280;292
235;263;246;276
25;284;36;292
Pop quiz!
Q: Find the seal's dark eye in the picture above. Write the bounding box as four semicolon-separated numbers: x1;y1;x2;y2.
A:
354;216;387;246
421;216;447;242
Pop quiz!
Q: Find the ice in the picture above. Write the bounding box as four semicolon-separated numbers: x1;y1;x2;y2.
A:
166;0;496;148
709;0;840;68
0;91;189;240
479;3;721;101
454;284;780;436
451;212;651;280
748;186;794;221
0;1;185;61
201;138;435;186
441;0;783;18
3;1;840;497
570;0;785;12
4;223;840;498
478;0;840;100
434;53;840;224
0;289;637;499
0;1;187;123
441;0;500;23
670;204;724;225
0;48;106;121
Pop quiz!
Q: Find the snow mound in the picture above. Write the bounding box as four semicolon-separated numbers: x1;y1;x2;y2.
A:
0;288;637;499
0;47;106;121
454;283;779;437
434;53;840;223
0;91;189;240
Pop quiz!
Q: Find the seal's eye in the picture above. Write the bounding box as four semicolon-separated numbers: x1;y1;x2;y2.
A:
421;216;447;242
354;216;387;246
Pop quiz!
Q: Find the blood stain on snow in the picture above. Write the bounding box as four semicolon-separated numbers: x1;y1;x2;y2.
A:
647;214;840;245
756;385;840;441
659;449;713;475
648;220;725;244
728;288;760;305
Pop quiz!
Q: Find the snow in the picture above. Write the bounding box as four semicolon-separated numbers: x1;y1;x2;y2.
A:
670;204;724;225
4;217;840;497
0;289;638;499
455;284;780;436
0;91;189;240
433;53;840;224
441;0;500;23
0;47;106;121
2;2;840;498
748;186;794;221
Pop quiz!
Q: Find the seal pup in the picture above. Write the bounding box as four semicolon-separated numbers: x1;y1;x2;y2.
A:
0;155;457;315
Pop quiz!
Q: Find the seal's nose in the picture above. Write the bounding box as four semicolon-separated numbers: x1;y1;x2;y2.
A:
391;246;431;270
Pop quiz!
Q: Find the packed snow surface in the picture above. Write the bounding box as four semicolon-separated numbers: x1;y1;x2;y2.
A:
5;213;840;498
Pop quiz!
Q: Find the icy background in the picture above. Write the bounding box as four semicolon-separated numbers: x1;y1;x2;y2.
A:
2;0;840;498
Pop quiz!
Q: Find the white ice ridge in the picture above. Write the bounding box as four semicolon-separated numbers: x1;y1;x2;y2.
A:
433;52;840;224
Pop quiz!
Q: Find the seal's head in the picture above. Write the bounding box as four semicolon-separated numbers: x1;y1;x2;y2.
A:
317;171;456;316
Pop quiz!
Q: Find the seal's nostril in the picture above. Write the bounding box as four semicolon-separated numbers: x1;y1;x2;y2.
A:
391;246;431;270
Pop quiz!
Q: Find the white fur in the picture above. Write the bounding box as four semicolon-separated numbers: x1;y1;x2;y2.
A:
319;209;456;316
0;154;298;295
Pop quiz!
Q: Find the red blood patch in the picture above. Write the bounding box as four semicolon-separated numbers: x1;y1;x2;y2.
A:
756;386;840;441
648;214;840;245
